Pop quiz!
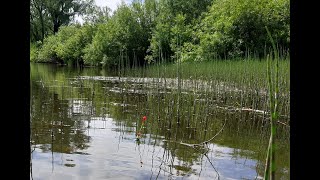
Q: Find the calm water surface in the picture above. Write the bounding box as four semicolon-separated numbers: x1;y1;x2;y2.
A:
30;63;289;180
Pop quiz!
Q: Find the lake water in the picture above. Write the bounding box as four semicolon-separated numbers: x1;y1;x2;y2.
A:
30;63;289;180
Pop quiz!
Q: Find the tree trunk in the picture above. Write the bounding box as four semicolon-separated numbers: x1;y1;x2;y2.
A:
53;21;59;34
39;8;45;42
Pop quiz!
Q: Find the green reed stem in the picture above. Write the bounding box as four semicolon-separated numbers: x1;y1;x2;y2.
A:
264;26;278;180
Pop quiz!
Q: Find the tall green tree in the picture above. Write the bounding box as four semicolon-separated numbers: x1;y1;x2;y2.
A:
81;5;111;24
84;2;156;67
56;24;97;65
196;0;290;59
30;0;93;43
165;0;212;23
147;0;213;63
30;0;51;42
45;0;93;34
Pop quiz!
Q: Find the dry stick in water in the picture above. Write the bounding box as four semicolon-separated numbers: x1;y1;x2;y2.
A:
178;118;227;148
215;105;289;127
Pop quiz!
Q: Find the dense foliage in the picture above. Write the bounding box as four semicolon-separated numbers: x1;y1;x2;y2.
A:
30;0;94;42
30;0;290;67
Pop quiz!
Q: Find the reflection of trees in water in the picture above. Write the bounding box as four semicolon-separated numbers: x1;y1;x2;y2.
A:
30;63;289;179
31;81;91;154
107;87;289;178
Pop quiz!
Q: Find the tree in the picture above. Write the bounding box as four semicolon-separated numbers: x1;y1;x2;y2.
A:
30;0;93;43
82;1;160;67
56;25;97;66
195;0;290;59
30;0;52;42
165;0;213;23
147;0;213;63
81;5;111;24
45;0;93;34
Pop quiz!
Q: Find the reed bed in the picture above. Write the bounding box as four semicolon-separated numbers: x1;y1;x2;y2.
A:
30;51;290;178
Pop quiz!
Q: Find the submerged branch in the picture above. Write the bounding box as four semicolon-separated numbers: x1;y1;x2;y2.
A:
171;118;227;149
216;105;289;127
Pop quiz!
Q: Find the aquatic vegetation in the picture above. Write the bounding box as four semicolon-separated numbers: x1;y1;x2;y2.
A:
30;60;289;179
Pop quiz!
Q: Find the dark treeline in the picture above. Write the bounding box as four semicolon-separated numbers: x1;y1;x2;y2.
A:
30;0;290;67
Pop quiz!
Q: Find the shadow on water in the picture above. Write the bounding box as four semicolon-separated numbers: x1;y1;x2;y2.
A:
30;63;289;179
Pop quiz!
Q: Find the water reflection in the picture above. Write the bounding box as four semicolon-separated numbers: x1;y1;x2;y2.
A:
30;63;289;179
